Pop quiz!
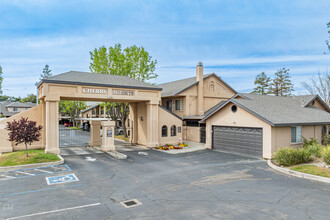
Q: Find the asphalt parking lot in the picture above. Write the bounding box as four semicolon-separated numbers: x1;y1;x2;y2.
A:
0;147;329;220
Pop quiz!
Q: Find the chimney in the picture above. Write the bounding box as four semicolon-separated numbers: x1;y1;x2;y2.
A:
196;62;204;115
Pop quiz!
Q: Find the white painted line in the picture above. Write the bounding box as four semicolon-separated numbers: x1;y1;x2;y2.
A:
34;169;53;174
0;174;15;179
15;171;35;176
7;203;101;220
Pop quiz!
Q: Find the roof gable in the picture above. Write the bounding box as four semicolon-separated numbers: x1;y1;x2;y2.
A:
158;73;237;97
201;93;330;126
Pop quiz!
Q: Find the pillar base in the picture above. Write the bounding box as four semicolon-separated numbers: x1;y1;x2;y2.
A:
146;142;159;148
101;145;115;152
45;148;60;155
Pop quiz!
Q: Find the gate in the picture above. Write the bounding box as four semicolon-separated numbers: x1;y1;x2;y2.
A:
200;126;206;143
59;125;90;147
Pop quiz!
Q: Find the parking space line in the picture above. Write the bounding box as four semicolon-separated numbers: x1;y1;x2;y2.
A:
0;184;82;198
0;174;15;179
34;169;52;173
7;202;101;219
15;171;35;176
0;164;72;182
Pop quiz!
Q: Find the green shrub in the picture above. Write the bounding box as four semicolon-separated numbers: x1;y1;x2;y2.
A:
321;146;330;165
307;144;323;158
322;134;330;145
302;137;318;148
274;147;313;166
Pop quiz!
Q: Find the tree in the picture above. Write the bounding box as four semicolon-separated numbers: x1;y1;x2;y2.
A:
269;68;294;96
0;65;3;95
40;64;52;81
0;95;21;102
21;94;37;103
301;71;330;105
89;44;158;137
6;117;42;157
251;72;271;95
59;101;86;127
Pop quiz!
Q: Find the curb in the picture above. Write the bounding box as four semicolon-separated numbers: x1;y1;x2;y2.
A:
267;160;330;184
106;151;127;160
0;155;64;173
114;138;128;143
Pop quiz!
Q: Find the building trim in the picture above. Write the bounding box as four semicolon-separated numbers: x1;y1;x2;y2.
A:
41;80;163;91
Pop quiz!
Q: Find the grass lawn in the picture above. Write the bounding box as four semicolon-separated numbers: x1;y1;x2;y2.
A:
68;127;80;130
291;165;330;178
0;149;60;167
115;135;129;142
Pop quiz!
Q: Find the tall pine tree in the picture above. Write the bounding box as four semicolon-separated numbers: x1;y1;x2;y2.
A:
270;68;294;96
251;72;271;95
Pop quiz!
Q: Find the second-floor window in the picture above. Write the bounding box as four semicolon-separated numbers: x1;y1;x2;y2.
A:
174;99;183;111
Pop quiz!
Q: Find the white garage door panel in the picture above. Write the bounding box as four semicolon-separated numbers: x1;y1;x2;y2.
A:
212;126;263;157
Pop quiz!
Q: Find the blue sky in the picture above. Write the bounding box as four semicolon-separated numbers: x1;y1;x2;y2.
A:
0;0;329;97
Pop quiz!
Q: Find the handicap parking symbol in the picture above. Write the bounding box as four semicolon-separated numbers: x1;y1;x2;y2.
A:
46;174;79;185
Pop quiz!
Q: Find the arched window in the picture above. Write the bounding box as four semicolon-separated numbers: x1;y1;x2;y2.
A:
162;125;168;137
171;125;176;136
322;125;327;136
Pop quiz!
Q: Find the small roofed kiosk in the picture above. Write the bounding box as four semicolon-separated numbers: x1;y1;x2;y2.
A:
37;71;182;154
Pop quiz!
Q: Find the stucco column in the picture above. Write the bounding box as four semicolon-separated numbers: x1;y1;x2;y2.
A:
101;120;115;151
90;120;101;146
40;99;46;147
146;102;159;147
45;100;60;154
129;103;138;144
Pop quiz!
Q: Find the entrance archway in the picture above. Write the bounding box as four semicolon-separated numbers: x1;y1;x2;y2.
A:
38;71;162;154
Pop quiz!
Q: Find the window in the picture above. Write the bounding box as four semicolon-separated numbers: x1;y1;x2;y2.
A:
322;125;327;136
13;107;18;111
291;126;302;143
162;125;168;137
166;100;172;112
231;105;237;113
174;99;183;111
171;125;176;136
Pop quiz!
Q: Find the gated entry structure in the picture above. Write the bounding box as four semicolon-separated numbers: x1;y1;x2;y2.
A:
34;71;182;154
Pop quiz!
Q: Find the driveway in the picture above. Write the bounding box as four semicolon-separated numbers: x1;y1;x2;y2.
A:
0;149;329;219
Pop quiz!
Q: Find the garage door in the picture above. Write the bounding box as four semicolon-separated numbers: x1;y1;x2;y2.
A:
212;126;263;158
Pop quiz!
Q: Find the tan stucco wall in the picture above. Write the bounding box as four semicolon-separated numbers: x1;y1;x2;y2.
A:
136;102;147;145
183;126;200;143
0;104;44;153
203;75;236;111
271;125;323;154
158;107;182;145
161;74;236;117
204;104;272;159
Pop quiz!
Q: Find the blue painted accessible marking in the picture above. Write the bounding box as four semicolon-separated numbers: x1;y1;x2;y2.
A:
46;174;79;185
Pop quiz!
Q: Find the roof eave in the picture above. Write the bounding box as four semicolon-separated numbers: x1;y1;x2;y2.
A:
199;99;275;126
304;94;330;112
41;79;163;91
